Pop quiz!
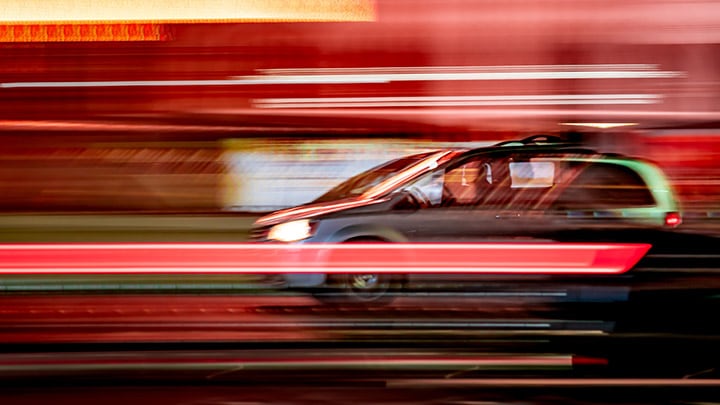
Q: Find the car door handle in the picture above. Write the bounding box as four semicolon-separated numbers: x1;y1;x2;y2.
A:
495;211;521;219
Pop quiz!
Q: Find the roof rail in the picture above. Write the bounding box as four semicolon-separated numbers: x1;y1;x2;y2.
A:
494;134;577;147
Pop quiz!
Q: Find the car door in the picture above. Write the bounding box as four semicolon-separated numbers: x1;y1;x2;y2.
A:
379;155;582;294
490;154;565;238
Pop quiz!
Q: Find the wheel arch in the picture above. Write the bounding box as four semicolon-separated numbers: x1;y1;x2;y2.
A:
330;224;409;243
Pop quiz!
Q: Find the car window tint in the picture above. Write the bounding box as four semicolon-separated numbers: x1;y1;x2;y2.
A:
442;157;537;209
443;160;488;206
509;161;555;189
501;159;557;209
554;162;655;209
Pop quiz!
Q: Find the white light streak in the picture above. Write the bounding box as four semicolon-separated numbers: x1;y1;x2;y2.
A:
0;64;683;89
258;64;666;74
254;94;661;108
561;122;639;129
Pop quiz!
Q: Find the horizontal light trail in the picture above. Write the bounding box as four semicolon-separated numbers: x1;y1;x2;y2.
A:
561;122;638;129
0;119;354;133
2;243;639;250
259;94;659;102
254;94;661;108
1;321;556;329
258;64;668;74
0;267;631;274
388;379;720;387
236;70;683;83
0;243;650;275
0;64;682;89
196;107;720;121
0;77;386;88
395;291;569;297
0;353;572;372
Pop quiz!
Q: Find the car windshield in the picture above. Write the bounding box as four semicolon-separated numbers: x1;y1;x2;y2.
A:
313;152;439;202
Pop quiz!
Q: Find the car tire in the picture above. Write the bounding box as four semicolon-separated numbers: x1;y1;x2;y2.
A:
311;237;402;306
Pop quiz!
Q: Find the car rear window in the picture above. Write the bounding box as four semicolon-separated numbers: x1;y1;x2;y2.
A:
553;162;656;209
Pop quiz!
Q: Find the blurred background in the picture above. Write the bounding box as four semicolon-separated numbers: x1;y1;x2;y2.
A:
1;0;720;220
2;2;720;403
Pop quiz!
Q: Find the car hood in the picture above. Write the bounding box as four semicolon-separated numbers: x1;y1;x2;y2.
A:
253;196;389;227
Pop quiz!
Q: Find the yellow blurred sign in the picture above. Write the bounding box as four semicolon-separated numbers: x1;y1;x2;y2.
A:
0;0;376;24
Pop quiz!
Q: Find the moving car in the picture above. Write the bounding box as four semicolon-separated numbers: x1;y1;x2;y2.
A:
250;135;682;303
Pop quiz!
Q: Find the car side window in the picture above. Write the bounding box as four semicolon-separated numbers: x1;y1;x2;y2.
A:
401;169;445;208
440;157;507;208
420;156;560;210
442;157;527;209
553;162;655;209
503;159;557;209
443;159;486;206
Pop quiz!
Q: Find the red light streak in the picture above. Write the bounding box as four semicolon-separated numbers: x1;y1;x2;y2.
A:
0;243;650;275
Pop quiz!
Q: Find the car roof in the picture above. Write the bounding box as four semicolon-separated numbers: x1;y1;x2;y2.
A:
458;134;605;160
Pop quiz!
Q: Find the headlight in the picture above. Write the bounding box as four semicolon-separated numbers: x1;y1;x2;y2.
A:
267;219;315;242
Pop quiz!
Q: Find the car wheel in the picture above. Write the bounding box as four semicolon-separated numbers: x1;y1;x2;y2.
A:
311;238;401;306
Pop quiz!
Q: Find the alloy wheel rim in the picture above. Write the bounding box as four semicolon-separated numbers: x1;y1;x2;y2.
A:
351;274;379;289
